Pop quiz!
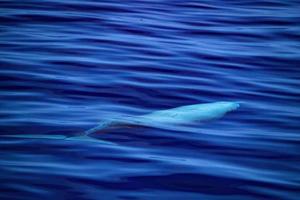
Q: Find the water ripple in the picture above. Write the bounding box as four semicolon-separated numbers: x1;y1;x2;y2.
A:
1;0;300;199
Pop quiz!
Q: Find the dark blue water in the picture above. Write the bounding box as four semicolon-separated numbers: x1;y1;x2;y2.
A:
1;0;300;199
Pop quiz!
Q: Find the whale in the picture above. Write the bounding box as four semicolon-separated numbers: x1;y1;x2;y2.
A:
83;101;240;135
0;101;239;141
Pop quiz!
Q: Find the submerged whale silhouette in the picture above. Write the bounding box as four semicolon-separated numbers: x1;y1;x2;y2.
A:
84;101;240;135
1;101;239;141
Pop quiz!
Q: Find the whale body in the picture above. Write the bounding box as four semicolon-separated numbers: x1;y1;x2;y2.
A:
84;101;240;135
1;101;240;141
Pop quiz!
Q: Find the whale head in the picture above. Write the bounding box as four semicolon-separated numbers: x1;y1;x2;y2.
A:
188;101;240;122
215;101;240;111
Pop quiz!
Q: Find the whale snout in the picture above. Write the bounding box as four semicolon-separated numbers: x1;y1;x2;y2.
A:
229;102;240;111
232;102;240;109
218;101;240;111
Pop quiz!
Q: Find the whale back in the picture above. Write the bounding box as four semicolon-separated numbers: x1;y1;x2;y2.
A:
83;101;240;135
142;101;239;124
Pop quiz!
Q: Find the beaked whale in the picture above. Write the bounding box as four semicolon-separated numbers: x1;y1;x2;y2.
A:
0;101;239;141
84;101;240;135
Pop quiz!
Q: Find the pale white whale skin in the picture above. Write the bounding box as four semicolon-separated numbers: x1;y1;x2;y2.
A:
84;101;240;135
1;102;239;141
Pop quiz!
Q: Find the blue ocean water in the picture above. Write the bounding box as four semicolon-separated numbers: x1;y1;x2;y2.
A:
1;0;300;199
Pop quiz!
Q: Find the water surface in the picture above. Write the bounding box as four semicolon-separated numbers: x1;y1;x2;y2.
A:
1;0;300;199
